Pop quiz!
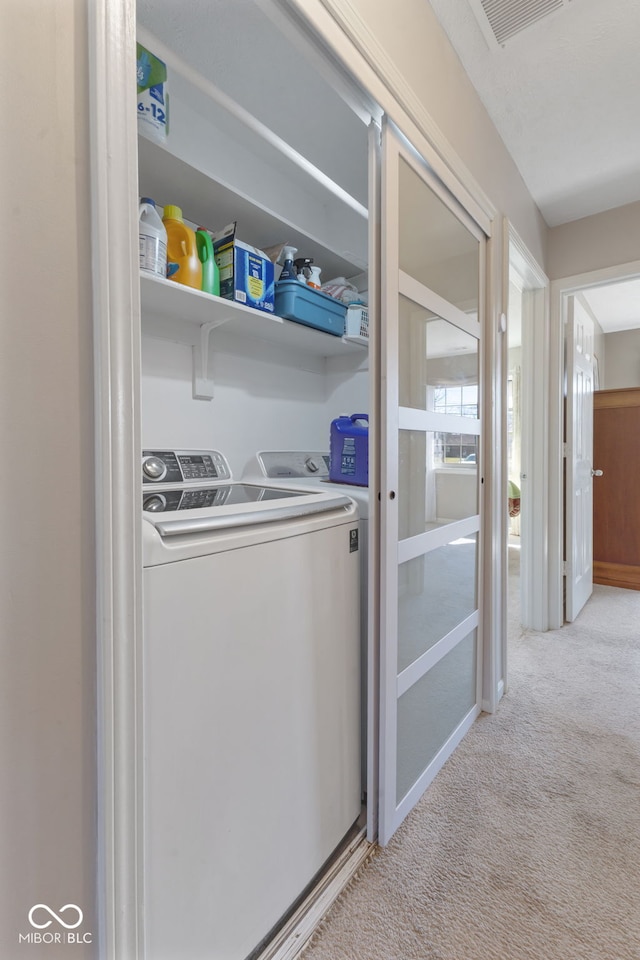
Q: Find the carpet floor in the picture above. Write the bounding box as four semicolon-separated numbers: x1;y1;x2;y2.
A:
302;578;640;960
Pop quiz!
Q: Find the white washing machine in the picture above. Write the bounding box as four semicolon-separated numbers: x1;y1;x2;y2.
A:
141;449;361;960
243;451;370;794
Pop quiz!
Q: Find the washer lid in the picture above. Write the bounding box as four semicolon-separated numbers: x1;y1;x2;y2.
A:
143;483;307;514
243;452;370;518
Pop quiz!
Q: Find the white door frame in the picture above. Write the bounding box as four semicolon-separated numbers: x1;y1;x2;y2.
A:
88;0;144;958
564;295;596;621
506;225;550;633
549;258;640;628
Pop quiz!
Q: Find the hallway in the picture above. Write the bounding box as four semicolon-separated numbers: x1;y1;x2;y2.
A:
301;584;640;960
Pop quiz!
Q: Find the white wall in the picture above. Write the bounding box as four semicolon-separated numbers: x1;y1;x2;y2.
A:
0;1;97;956
141;334;369;475
602;329;640;389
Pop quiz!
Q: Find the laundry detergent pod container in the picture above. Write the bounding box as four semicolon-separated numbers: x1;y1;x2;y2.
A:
330;414;369;486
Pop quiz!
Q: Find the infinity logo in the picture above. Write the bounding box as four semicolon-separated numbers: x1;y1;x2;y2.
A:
28;904;83;930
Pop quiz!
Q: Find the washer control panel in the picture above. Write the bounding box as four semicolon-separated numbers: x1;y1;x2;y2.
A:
142;450;232;484
256;451;330;479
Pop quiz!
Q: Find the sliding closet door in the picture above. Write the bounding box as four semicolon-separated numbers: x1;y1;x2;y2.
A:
378;121;485;845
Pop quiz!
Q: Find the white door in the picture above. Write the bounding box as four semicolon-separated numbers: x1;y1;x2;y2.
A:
378;121;485;845
565;295;595;621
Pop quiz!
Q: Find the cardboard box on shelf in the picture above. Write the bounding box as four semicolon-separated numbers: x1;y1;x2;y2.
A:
212;222;274;314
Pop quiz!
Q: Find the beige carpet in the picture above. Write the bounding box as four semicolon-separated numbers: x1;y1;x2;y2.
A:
302;582;640;960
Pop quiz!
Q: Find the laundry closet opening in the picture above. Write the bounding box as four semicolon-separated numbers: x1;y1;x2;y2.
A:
136;3;375;959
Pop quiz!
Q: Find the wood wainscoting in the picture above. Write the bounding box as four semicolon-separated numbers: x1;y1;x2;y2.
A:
593;387;640;591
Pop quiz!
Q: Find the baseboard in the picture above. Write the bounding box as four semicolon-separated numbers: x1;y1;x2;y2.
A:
593;560;640;591
255;832;376;960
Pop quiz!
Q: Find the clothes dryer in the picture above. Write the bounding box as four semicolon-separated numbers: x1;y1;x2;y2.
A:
243;450;370;794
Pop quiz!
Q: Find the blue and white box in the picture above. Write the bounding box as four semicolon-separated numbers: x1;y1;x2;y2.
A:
212;222;274;314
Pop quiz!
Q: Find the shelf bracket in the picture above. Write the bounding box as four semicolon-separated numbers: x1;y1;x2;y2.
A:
192;318;230;400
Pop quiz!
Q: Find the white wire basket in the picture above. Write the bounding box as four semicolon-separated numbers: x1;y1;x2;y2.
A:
344;304;369;344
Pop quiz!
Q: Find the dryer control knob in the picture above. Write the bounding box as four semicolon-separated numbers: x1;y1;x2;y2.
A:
143;494;167;512
143;456;167;481
305;457;320;473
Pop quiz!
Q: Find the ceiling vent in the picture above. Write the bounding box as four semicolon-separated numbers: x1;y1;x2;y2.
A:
468;0;569;48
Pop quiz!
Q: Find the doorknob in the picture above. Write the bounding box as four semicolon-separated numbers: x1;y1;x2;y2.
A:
591;469;603;477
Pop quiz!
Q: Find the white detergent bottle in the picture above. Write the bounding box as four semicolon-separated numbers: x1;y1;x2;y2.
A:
139;197;167;278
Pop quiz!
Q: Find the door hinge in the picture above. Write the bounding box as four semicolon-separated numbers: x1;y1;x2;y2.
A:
562;443;568;458
562;560;567;576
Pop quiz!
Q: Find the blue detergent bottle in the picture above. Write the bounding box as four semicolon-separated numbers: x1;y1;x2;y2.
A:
330;414;369;486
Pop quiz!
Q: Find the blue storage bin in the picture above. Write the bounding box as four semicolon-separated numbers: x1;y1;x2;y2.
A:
274;280;347;336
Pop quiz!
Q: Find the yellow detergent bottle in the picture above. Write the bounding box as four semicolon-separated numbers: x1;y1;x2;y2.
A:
162;205;202;289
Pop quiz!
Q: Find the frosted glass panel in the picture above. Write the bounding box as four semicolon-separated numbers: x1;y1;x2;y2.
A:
399;431;478;539
398;536;478;672
398;157;479;313
398;295;479;412
396;631;477;803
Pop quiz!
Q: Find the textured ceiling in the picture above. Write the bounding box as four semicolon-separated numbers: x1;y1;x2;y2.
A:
427;0;640;227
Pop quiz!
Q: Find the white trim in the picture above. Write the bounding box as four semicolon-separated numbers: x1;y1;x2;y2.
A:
522;284;550;630
288;0;496;234
399;407;481;436
548;282;565;629
378;119;401;849
548;259;640;628
398;517;480;565
483;678;505;713
399;271;482;339
365;120;382;844
507;224;550;632
397;613;479;697
480;225;502;713
255;833;375;960
509;226;548;289
90;0;143;957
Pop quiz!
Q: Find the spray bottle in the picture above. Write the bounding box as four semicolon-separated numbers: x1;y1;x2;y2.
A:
307;265;322;289
294;257;314;284
279;245;298;281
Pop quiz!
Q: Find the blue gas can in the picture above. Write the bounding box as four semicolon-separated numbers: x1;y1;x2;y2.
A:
329;414;369;486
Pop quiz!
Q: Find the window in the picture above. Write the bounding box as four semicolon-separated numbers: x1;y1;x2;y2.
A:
433;384;478;419
433;385;478;463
